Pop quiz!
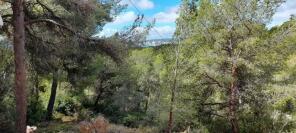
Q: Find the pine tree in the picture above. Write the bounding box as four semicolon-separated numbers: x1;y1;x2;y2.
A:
12;0;27;132
176;0;286;132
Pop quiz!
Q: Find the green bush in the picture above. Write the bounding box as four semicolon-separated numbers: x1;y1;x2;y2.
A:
0;102;15;132
78;108;95;120
56;98;79;116
27;97;46;124
122;113;144;127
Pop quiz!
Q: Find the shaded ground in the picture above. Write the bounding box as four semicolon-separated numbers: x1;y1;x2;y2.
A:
36;121;79;133
36;121;157;133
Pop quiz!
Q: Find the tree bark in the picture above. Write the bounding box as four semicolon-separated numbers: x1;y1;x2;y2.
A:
12;0;27;132
46;70;59;120
229;63;239;133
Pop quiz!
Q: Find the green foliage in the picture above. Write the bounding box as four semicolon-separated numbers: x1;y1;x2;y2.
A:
2;0;296;132
0;38;15;132
173;0;296;132
0;95;15;133
56;98;79;116
27;97;46;124
0;39;13;98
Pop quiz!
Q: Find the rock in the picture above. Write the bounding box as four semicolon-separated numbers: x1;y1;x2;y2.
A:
26;126;37;133
62;113;79;122
79;121;93;133
93;116;108;133
79;116;109;133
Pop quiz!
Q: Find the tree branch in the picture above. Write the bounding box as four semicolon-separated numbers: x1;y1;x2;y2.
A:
25;18;121;63
202;73;225;88
35;0;66;25
25;19;74;33
200;102;227;106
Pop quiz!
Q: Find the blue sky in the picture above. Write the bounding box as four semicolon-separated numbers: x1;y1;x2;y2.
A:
98;0;296;40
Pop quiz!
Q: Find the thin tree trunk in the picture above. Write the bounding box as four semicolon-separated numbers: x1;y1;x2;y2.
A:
167;44;180;133
94;92;102;107
46;70;59;120
33;75;40;101
229;63;239;133
12;0;27;132
144;91;150;112
167;88;176;133
0;15;3;28
94;80;104;107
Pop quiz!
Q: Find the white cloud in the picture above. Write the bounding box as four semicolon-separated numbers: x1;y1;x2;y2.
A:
137;0;154;9
96;11;137;37
148;26;175;39
112;11;137;24
96;28;118;37
120;0;154;10
119;0;130;6
96;25;176;40
153;6;179;23
270;0;296;26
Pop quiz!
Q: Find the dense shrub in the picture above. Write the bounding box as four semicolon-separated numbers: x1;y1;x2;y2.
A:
56;98;79;116
27;97;46;124
0;99;15;133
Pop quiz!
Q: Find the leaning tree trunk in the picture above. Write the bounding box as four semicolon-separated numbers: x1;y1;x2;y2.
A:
229;63;239;133
46;70;59;120
12;0;27;132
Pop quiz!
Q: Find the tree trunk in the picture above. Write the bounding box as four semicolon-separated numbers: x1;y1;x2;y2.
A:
0;15;3;28
167;44;180;133
229;63;239;133
12;0;27;132
144;91;150;112
167;89;175;133
33;75;40;101
94;80;104;107
46;70;59;120
94;92;102;107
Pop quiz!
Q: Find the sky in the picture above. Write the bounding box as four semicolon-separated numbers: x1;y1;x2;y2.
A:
98;0;296;40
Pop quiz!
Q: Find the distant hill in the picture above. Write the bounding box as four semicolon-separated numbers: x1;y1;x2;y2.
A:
144;38;173;46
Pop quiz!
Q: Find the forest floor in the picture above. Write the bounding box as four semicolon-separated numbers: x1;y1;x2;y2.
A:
36;121;78;133
36;121;157;133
